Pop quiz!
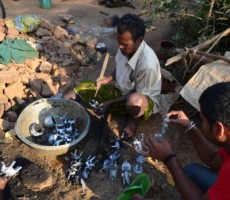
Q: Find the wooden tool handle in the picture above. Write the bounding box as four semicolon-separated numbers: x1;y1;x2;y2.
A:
94;53;110;97
99;52;110;80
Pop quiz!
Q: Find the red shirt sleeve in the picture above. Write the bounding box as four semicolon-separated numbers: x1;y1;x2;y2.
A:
208;148;230;199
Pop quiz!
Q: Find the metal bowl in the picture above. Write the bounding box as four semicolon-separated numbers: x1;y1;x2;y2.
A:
15;98;91;155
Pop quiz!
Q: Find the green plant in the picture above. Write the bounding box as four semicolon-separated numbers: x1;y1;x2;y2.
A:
141;0;230;52
140;0;181;20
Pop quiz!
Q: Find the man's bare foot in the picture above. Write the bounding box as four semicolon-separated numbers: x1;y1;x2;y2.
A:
121;117;138;141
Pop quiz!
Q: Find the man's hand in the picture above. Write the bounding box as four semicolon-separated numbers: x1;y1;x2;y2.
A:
95;100;112;115
142;135;173;162
166;110;191;128
0;177;7;190
96;76;113;89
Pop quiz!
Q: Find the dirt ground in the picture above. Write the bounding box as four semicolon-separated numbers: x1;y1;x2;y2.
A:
1;0;201;200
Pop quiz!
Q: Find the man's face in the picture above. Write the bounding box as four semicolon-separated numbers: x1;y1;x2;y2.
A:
117;31;142;57
200;112;219;145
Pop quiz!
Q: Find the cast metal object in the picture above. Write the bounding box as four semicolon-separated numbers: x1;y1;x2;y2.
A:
133;155;146;174
29;123;44;137
0;161;22;177
155;116;170;138
121;160;131;185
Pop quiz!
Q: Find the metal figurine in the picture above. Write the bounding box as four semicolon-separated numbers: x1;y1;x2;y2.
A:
1;161;22;177
110;138;122;150
155;116;170;138
85;156;97;171
67;150;97;193
109;163;118;181
133;155;146;174
101;150;121;181
121;160;131;185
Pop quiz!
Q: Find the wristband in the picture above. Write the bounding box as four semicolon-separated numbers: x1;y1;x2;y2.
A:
163;154;177;165
185;121;196;134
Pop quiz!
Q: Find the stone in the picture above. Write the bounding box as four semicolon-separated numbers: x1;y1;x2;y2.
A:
0;68;19;84
20;72;30;84
0;83;5;91
62;15;73;23
25;59;40;71
40;20;54;31
9;99;19;111
14;97;28;109
21;163;53;192
36;28;51;37
57;67;68;76
34;73;51;82
28;89;43;99
41;83;54;97
39;61;52;74
53;26;68;41
7;27;19;37
62;58;72;67
0;93;8;104
59;76;69;86
58;46;71;55
4;81;24;99
63;41;72;49
0;19;5;27
0;119;14;131
41;36;53;41
0;103;4;118
0;27;5;33
6;111;17;122
29;79;43;94
86;37;97;53
0;32;5;42
4;101;11;112
48;51;57;57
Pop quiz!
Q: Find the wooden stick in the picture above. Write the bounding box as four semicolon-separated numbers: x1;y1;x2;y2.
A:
165;27;230;66
189;49;230;64
94;52;110;97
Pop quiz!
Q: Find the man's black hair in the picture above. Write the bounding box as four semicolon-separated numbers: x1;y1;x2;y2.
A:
199;82;230;129
117;13;145;41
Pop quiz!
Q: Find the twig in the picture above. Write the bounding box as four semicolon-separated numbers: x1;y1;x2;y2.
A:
165;27;230;66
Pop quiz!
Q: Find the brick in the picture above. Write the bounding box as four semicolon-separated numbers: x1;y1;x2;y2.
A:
4;81;24;99
0;68;19;84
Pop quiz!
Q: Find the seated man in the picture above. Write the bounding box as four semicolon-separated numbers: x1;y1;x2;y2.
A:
64;13;162;140
137;82;230;200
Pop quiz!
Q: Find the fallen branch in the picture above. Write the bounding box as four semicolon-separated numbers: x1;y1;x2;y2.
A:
189;49;230;64
165;27;230;66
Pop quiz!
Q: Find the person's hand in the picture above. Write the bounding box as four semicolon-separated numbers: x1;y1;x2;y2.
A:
166;110;191;128
95;100;112;115
142;135;173;162
0;177;7;190
96;76;112;89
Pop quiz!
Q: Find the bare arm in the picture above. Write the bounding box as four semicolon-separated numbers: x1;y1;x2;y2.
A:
187;126;222;171
166;158;210;200
167;111;222;171
143;135;211;200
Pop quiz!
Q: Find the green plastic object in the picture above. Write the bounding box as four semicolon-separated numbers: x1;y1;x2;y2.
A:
39;0;52;9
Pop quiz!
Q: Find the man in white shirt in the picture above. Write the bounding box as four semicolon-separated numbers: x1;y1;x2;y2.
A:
65;13;162;140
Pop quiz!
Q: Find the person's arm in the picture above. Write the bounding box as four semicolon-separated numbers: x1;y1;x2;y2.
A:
186;126;222;171
96;68;116;88
0;177;7;200
142;135;210;200
167;111;222;171
166;157;210;200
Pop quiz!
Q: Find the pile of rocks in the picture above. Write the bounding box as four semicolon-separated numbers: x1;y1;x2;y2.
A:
0;16;99;131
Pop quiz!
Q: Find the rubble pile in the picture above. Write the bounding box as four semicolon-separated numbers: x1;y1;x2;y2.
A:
0;16;99;131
